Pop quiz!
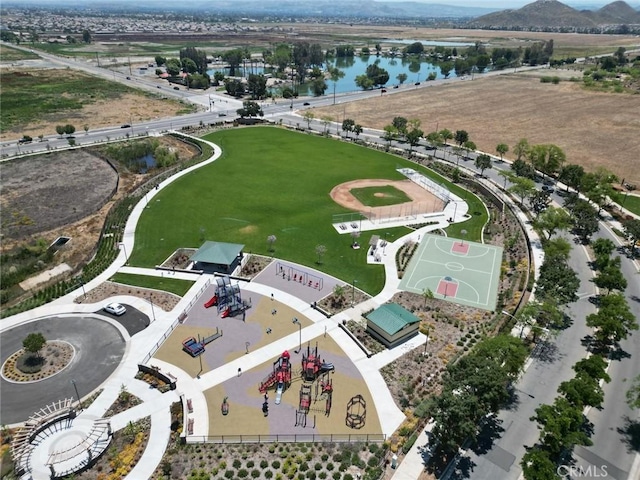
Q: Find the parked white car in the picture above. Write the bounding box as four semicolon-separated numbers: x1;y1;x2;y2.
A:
103;303;126;316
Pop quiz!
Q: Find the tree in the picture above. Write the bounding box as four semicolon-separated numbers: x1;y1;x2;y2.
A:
56;125;65;137
365;64;389;87
591;237;616;270
573;356;611;384
531;397;592;458
396;72;408;84
623;218;640;252
627;375;640;409
236;100;263;118
454;129;469;146
342;119;355;138
513;138;530;161
528;144;566;180
320;116;333;135
586;293;638;346
568;198;600;243
537;207;571;239
82;29;92;44
247;74;267;99
180;46;208;74
165;58;181;76
224;78;245;97
382;125;398;146
521;448;559;480
496;143;508;161
267;235;276;252
181;57;198;74
471;335;528;379
315;245;327;264
303;110;315;130
592;257;627;294
536;256;579;306
446;355;511;413
543;237;572;261
428;390;482;457
155;55;167;66
508;177;536;205
558;376;604;409
558;164;585;193
405;126;423;154
23;332;46;361
328;64;345;104
392;117;408;137
511;158;536;179
422;288;434;306
222;49;244;76
63;124;76;136
426;131;443;150
439;128;453;145
353;124;363;140
462;140;476;161
529;190;551;219
475;154;492;177
440;61;453;78
355;74;374;90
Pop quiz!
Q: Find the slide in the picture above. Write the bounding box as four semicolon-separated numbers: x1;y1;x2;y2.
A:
204;295;217;308
275;382;284;405
221;307;231;318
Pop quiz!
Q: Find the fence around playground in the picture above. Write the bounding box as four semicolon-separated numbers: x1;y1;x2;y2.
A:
186;433;386;444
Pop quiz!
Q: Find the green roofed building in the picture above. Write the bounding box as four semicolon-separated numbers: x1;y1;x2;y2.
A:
366;303;420;348
190;241;245;274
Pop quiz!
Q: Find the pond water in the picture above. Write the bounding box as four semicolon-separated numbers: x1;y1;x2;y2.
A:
208;55;457;95
132;153;156;173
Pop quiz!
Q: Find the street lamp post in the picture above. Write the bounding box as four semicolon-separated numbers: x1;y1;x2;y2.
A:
119;242;128;264
292;318;301;354
71;379;81;409
351;279;358;306
149;296;156;322
502;310;525;338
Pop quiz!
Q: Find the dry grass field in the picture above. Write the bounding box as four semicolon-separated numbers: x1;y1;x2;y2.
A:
312;72;640;186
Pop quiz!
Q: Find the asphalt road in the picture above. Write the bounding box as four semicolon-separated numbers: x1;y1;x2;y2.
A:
461;233;597;480
570;227;640;480
0;316;125;425
96;303;150;336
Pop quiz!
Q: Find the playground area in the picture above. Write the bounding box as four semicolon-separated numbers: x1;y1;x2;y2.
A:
203;334;382;438
399;233;503;311
152;282;313;378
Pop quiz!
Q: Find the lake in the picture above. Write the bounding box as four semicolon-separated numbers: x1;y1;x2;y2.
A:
207;55;457;96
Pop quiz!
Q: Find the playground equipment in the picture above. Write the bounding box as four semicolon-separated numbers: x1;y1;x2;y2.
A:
301;342;334;382
204;276;248;317
314;371;333;416
345;394;367;429
258;351;292;404
276;263;323;290
181;328;223;357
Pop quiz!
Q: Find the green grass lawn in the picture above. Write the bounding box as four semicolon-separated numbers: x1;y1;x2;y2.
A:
0;45;40;61
131;127;487;294
110;273;194;296
612;191;640;216
350;185;412;207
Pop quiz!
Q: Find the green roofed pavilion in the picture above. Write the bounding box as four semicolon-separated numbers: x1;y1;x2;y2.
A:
190;241;245;274
365;303;420;348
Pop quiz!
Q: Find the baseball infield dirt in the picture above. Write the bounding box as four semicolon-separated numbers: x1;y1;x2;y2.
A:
330;179;445;216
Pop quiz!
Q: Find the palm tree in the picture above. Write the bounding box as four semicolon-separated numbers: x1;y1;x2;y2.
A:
329;64;345;105
496;143;509;162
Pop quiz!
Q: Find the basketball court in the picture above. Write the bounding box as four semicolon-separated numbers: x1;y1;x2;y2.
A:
398;233;502;311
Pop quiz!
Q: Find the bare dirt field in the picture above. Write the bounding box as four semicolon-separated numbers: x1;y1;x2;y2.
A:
0;150;118;239
330;179;445;215
0;136;200;274
313;73;640;186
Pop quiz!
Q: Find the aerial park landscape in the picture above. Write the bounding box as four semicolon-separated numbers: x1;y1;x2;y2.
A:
1;1;640;479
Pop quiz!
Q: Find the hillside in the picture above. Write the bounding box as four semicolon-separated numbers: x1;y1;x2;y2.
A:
468;0;640;31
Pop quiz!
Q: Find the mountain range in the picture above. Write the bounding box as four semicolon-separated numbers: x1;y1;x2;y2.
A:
468;0;640;29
